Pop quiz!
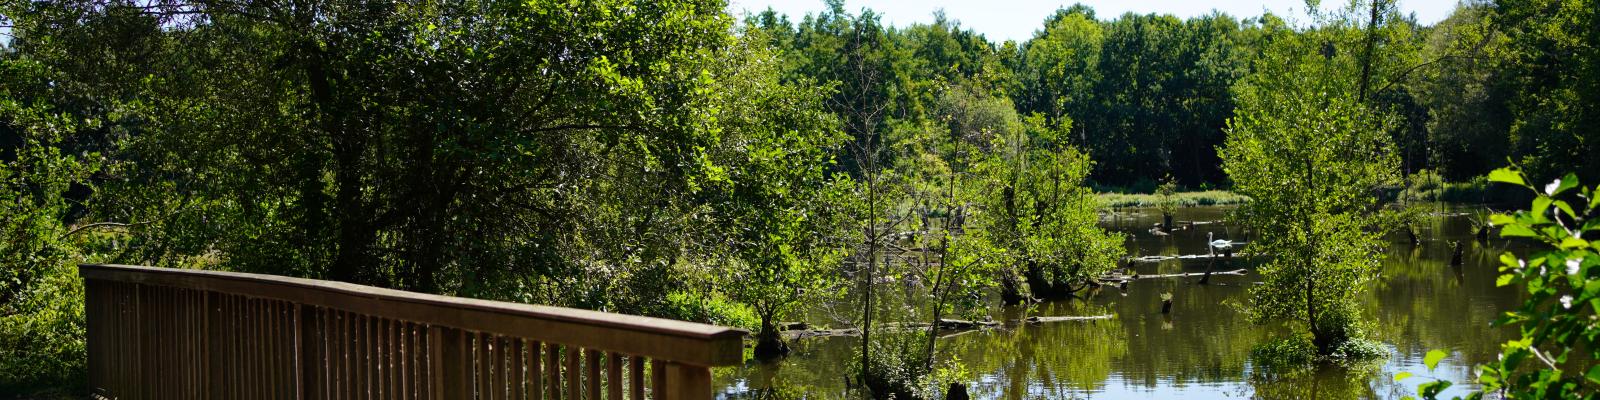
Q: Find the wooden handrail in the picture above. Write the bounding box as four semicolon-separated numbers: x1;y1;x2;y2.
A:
81;264;746;399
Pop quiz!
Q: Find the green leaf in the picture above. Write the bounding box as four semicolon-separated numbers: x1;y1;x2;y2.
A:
1533;197;1553;220
1552;200;1578;220
1546;172;1580;195
1489;168;1527;187
1394;371;1414;382
1588;364;1600;385
1497;273;1516;287
1500;224;1538;239
1424;349;1448;371
1560;237;1590;250
1490;214;1517;226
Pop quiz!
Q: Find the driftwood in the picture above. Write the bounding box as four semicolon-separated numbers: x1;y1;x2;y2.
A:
1130;253;1252;263
1101;268;1248;283
1024;315;1114;324
780;315;1106;340
935;318;1001;329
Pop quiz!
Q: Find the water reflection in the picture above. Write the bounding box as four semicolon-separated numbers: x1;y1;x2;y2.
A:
716;204;1524;399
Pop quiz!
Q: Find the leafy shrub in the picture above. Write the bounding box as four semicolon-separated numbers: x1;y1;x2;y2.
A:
663;290;760;332
853;331;968;400
0;263;86;395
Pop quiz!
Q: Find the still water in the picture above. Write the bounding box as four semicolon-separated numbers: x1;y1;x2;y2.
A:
715;204;1526;399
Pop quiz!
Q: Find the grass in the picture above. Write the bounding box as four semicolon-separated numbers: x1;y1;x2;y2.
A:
1096;190;1250;208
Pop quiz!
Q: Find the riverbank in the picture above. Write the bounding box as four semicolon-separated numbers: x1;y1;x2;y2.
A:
1096;190;1250;208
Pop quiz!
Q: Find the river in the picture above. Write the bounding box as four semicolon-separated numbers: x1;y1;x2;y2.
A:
714;204;1527;399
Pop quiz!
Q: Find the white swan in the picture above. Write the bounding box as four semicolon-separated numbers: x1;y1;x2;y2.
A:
1207;232;1237;256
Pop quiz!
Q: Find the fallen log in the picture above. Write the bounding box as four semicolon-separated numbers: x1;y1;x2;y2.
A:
1130;253;1253;263
1101;268;1248;283
779;315;1104;340
936;318;1000;330
1024;315;1113;324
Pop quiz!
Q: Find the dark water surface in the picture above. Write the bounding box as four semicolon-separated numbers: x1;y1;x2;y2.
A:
714;204;1526;399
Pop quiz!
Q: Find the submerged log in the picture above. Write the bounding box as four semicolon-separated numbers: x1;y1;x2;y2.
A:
1130;253;1252;263
936;318;1001;330
1102;268;1248;283
1024;315;1114;324
780;315;1108;340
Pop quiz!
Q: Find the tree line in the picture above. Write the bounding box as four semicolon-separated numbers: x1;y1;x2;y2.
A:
750;0;1596;187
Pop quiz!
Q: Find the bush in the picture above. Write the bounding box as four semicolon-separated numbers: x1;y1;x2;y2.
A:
662;290;760;332
1396;171;1532;205
0;263;86;395
853;331;968;400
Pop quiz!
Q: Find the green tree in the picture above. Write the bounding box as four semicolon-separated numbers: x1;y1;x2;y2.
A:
1490;0;1600;182
1414;2;1513;182
973;114;1123;301
702;30;852;359
1221;16;1403;355
6;0;749;314
0;48;104;393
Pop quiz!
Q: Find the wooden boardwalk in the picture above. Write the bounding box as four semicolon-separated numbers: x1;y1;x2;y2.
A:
81;264;745;400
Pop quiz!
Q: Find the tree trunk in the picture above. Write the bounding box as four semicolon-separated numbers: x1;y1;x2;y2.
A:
302;37;378;287
754;316;789;360
1000;273;1025;305
1357;0;1385;102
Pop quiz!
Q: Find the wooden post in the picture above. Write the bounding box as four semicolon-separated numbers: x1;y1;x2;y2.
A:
664;362;711;400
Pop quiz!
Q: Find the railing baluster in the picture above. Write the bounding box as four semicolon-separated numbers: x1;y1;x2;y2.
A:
250;297;261;400
565;346;580;400
393;319;403;400
479;332;494;399
650;359;665;400
377;317;386;400
607;353;623;400
586;349;601;400
299;305;315;400
547;344;562;400
511;338;525;400
630;357;645;400
529;341;543;400
345;310;356;400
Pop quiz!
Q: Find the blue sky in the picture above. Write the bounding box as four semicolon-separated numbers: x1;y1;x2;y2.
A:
726;0;1466;43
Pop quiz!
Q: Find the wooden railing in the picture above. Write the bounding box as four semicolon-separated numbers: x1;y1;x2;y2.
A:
80;264;747;400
